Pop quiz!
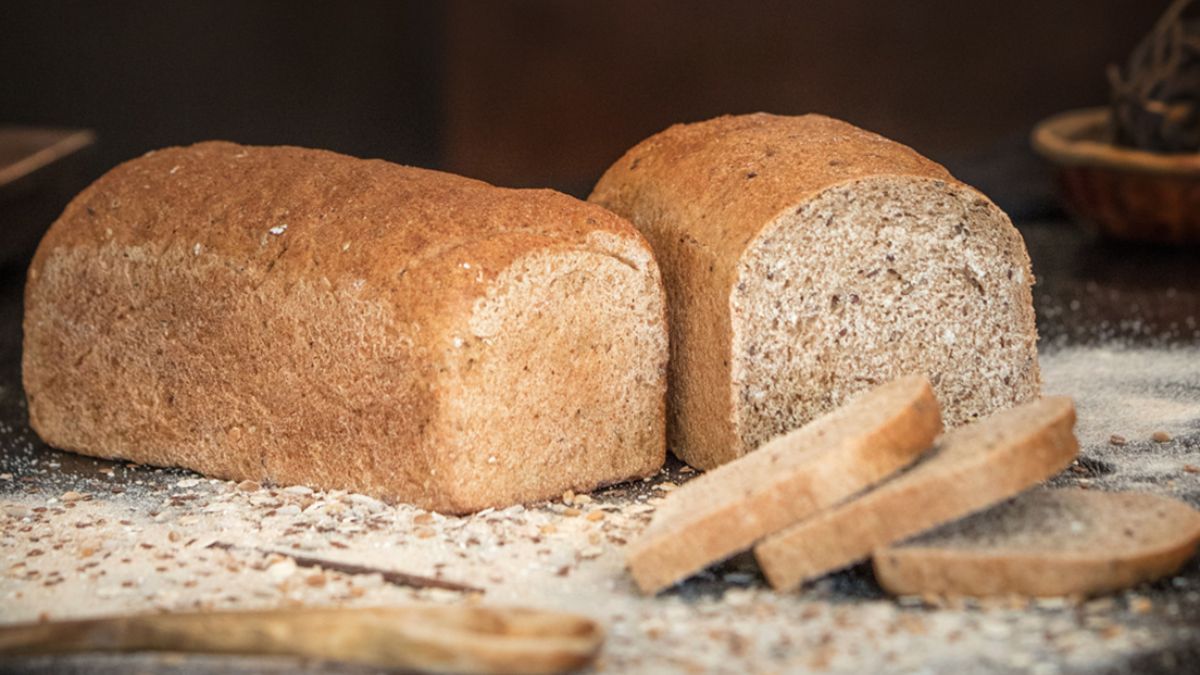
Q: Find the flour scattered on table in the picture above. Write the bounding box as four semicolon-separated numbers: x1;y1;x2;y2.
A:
1042;345;1200;448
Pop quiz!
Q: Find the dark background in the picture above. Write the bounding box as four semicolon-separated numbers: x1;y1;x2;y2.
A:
3;0;1165;200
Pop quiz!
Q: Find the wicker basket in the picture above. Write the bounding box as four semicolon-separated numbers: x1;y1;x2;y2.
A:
1031;107;1200;245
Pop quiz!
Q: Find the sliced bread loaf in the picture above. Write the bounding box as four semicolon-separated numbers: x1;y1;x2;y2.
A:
591;113;1040;469
873;488;1200;597
23;142;669;514
754;396;1077;591
626;375;941;594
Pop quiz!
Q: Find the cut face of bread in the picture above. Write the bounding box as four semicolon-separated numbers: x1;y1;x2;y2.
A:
754;396;1078;592
732;177;1039;453
873;489;1200;597
626;375;941;595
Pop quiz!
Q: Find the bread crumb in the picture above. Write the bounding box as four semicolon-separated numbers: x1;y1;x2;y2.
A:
579;547;603;559
1128;596;1153;614
268;224;288;236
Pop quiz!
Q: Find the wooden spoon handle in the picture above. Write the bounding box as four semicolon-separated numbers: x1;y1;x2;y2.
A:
0;605;603;674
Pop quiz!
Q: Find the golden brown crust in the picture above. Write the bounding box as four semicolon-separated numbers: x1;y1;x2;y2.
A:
24;141;668;513
589;113;1032;469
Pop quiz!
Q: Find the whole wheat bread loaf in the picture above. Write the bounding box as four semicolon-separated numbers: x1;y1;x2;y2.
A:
626;375;940;594
23;141;669;514
873;488;1200;597
590;113;1040;469
754;396;1078;591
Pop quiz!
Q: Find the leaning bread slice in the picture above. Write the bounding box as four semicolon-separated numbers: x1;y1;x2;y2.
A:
754;396;1077;591
626;375;941;595
872;488;1200;597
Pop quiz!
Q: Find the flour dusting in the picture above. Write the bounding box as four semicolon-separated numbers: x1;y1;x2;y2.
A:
1042;345;1200;447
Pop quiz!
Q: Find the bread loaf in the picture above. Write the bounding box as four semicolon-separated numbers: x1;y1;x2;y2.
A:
590;113;1040;469
23;141;669;513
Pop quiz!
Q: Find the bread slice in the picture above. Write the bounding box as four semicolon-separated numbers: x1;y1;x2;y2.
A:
23;141;668;514
754;396;1078;591
590;113;1040;470
872;488;1200;597
626;375;941;594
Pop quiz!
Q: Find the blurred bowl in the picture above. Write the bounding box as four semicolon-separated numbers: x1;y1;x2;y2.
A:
1031;107;1200;245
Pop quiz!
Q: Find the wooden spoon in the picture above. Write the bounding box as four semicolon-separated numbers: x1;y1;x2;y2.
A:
0;604;603;674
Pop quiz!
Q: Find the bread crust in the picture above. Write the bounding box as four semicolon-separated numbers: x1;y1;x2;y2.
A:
23;141;668;513
590;113;1038;468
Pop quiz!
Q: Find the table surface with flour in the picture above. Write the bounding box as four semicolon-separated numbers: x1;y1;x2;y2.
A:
1;219;1198;674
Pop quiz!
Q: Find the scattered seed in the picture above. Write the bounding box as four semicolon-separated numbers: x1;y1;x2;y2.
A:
1129;596;1153;614
1151;431;1172;443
